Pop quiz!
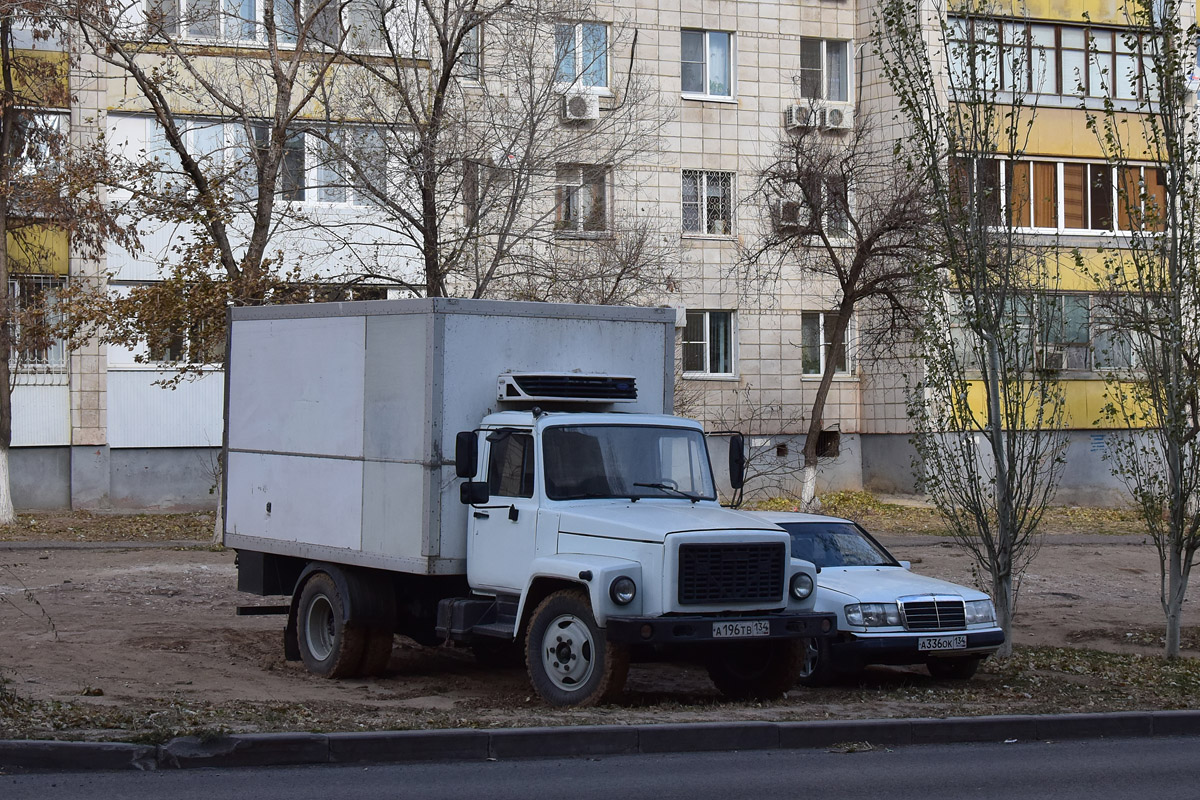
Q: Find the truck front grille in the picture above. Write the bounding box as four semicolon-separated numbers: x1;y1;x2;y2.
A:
900;598;966;631
677;543;785;605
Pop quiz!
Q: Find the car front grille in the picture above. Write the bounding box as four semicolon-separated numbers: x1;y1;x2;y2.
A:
677;542;785;605
899;597;967;631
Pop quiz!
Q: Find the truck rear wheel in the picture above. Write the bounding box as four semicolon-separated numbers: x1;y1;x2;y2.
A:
297;573;366;678
706;639;803;700
526;589;629;707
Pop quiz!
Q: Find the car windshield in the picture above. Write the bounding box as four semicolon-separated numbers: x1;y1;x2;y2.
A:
777;521;897;568
542;424;717;501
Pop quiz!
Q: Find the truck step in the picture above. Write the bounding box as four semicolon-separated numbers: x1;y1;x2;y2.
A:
470;622;518;639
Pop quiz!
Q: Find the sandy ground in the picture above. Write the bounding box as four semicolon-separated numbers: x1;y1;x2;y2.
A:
0;528;1190;736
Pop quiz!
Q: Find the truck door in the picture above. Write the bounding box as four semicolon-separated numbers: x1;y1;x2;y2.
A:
468;429;540;594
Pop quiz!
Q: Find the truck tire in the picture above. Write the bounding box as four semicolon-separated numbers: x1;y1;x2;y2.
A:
706;639;803;700
359;629;394;677
927;657;980;680
525;589;629;707
297;573;367;678
795;637;837;688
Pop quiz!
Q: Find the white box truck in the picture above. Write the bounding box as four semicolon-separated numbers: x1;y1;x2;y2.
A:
223;298;835;706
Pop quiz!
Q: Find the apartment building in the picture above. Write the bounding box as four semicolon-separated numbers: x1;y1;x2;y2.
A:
10;0;1164;509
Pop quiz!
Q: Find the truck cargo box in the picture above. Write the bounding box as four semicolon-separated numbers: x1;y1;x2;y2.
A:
222;298;676;576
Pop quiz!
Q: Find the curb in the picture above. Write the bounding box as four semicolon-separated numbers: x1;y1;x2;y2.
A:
3;710;1200;773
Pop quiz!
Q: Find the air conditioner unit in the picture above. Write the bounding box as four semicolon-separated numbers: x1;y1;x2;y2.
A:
562;93;600;121
824;103;854;131
1037;348;1066;371
784;103;822;129
774;199;802;230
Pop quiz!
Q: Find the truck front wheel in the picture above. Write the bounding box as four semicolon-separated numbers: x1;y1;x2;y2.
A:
297;573;366;678
706;639;803;700
526;589;629;707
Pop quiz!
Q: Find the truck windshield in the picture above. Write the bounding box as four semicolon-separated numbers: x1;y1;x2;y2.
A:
542;425;717;501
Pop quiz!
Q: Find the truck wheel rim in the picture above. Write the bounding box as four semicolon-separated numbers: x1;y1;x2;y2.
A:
305;595;336;661
800;639;819;677
540;614;595;692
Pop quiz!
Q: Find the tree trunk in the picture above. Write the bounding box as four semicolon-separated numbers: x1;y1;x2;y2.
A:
1164;545;1186;658
991;570;1014;658
799;465;819;510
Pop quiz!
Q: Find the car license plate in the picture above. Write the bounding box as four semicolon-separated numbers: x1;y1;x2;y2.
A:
712;620;771;639
918;635;967;651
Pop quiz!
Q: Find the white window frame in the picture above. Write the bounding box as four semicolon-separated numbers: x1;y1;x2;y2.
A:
682;169;734;236
8;274;66;372
682;309;735;377
311;126;387;207
800;311;853;377
798;38;851;102
555;163;609;235
681;29;735;100
555;22;609;91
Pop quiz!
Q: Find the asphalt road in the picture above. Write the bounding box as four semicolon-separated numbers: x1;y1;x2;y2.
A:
5;736;1198;800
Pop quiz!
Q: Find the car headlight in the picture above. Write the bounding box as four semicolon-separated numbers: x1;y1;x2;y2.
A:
965;599;995;625
609;576;637;605
790;572;814;600
844;603;901;627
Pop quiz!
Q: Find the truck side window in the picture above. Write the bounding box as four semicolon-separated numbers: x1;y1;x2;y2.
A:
487;431;534;498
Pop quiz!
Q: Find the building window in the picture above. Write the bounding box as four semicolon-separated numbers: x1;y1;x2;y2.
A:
460;15;483;80
683;310;734;376
315;127;387;205
799;38;849;101
681;29;733;97
949;17;1151;101
951;156;1165;233
776;176;849;237
800;311;850;376
555;164;608;233
682;170;733;235
8;275;65;370
556;22;608;88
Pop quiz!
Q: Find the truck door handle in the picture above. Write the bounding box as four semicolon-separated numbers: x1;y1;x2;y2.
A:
473;511;490;519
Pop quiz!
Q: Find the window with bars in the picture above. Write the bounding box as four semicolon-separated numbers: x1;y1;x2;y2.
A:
555;164;608;234
951;156;1166;233
683;310;734;376
8;275;65;370
949;17;1154;101
799;38;849;102
681;29;733;97
800;312;850;376
556;22;608;88
682;170;733;235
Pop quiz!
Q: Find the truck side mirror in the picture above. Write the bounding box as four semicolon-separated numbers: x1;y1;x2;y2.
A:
728;433;745;491
455;431;478;478
460;481;490;505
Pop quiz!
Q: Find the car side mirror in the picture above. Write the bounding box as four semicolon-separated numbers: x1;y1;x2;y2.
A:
728;433;745;491
460;481;490;505
455;431;478;478
899;560;911;570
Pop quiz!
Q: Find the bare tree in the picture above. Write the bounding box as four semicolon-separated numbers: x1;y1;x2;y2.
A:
316;0;670;299
874;0;1068;656
69;0;357;370
747;114;931;509
1085;0;1200;658
0;2;134;523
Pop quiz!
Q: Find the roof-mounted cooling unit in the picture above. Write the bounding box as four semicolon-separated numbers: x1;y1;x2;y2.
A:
498;373;638;403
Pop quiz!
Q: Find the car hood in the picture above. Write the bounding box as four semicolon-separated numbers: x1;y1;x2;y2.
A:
817;566;990;604
556;502;782;544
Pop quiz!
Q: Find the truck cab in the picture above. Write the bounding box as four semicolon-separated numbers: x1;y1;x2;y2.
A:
444;408;835;705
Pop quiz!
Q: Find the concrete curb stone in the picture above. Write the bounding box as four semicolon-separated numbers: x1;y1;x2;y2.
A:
4;711;1200;773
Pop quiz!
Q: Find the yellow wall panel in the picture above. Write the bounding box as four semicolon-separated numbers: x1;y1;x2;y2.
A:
7;227;69;275
987;0;1131;25
964;378;1149;428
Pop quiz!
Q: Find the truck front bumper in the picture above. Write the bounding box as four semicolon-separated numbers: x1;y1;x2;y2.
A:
604;612;837;645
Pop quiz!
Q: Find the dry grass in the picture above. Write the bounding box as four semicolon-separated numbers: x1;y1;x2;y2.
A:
0;511;214;543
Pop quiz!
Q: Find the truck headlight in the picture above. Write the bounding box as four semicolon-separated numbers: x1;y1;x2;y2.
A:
844;603;901;627
965;599;996;625
790;573;814;600
609;576;637;605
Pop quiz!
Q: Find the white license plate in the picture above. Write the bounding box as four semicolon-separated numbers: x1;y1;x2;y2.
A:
918;635;967;651
712;620;771;639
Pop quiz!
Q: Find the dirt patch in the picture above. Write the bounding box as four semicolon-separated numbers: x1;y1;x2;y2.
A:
0;510;1196;742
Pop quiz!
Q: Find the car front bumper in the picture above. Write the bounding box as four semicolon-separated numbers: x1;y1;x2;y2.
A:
830;628;1005;665
605;611;837;645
